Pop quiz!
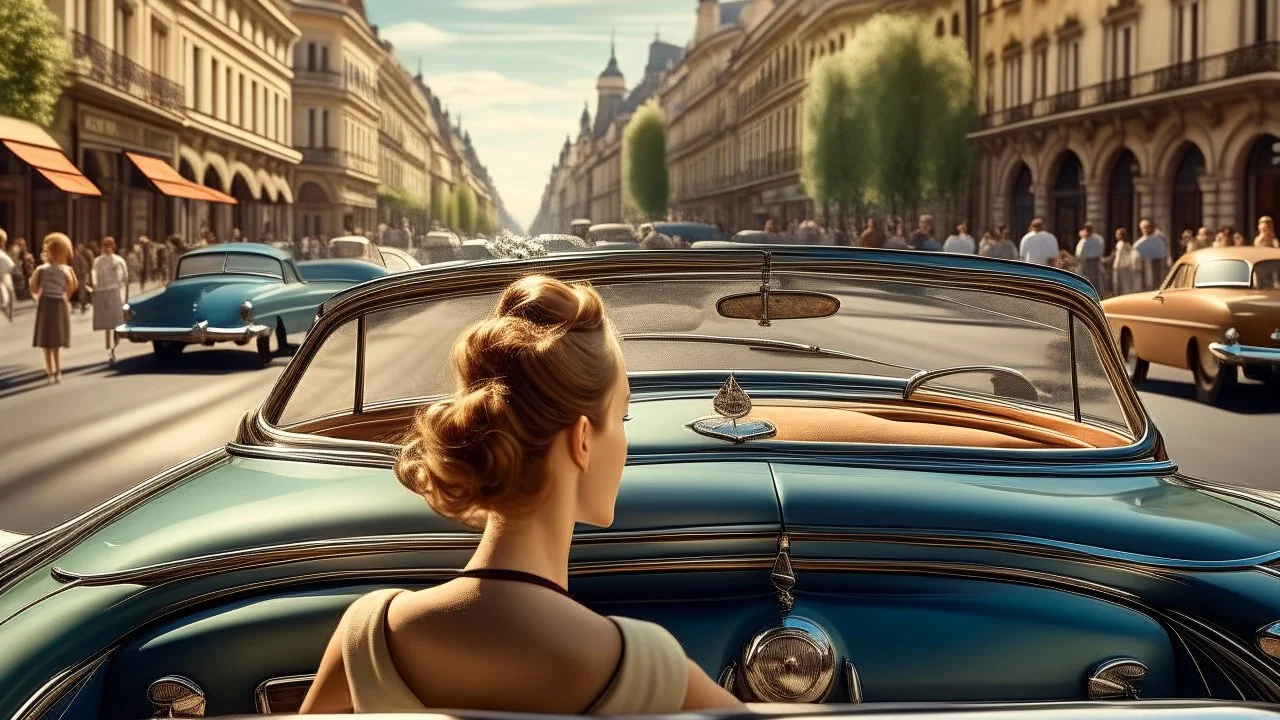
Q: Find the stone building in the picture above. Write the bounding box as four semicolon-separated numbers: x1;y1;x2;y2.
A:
377;54;433;231
971;0;1280;247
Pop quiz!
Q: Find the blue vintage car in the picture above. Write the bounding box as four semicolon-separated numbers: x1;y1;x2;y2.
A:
2;246;1280;718
115;243;387;365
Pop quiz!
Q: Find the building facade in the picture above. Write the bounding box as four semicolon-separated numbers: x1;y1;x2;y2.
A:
376;55;432;231
661;0;973;233
971;0;1280;248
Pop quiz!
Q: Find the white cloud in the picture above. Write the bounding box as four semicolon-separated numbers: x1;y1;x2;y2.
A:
379;21;453;51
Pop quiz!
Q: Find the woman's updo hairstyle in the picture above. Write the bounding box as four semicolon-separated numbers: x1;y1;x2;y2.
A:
396;275;620;526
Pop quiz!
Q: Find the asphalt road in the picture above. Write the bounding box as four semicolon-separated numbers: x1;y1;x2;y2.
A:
0;289;1276;535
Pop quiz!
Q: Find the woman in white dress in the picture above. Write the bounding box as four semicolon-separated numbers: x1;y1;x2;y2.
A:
92;236;129;364
1110;228;1141;297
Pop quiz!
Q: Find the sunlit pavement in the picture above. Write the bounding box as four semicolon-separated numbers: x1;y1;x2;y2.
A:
0;297;1276;535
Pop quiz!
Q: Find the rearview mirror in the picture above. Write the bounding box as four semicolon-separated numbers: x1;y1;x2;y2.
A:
717;291;841;321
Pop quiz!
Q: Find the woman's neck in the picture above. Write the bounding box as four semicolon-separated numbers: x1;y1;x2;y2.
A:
468;498;575;589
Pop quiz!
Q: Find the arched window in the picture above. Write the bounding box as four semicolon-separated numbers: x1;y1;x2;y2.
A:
1244;135;1280;227
1051;152;1085;246
1171;144;1205;236
952;12;961;36
1010;163;1034;238
1107;149;1138;250
936;18;946;37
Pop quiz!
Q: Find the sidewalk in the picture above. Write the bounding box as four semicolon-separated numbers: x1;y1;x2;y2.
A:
8;281;156;318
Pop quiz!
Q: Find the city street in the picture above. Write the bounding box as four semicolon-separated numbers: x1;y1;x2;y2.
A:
0;290;1276;536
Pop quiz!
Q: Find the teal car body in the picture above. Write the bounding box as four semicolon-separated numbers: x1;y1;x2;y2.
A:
3;247;1280;719
115;243;387;364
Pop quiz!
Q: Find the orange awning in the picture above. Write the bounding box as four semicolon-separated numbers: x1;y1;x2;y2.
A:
3;140;101;197
125;152;238;205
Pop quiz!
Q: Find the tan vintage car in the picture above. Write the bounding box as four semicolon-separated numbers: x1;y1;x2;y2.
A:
1102;246;1280;404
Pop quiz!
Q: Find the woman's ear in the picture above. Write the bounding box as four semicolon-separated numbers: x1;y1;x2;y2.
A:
568;415;592;473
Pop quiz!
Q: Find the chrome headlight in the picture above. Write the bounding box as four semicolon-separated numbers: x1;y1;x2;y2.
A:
740;617;836;703
121;303;134;322
1223;327;1240;345
239;301;254;324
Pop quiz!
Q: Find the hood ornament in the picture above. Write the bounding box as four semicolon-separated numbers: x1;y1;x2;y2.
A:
688;373;777;444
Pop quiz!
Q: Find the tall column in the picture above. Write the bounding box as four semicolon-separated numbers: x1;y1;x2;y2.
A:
1032;182;1050;221
1084;181;1107;228
1198;174;1220;229
1133;177;1158;229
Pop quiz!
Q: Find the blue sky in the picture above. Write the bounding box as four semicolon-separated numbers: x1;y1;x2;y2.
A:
367;0;697;231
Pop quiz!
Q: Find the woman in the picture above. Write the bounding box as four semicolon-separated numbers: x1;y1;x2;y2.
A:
92;237;129;363
1254;216;1279;248
31;233;78;383
300;276;742;715
1109;228;1140;297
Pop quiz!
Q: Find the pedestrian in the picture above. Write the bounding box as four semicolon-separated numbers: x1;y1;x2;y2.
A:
92;237;129;364
981;224;1018;260
943;222;976;254
31;232;78;384
1075;223;1104;290
71;242;93;314
1019;218;1059;265
0;228;13;322
1109;228;1141;297
1134;219;1169;291
857;218;884;248
910;215;941;251
1195;226;1213;251
883;221;910;250
1254;216;1279;248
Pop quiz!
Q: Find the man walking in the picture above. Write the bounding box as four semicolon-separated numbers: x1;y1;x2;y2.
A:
1075;222;1105;289
1019;218;1059;265
1134;219;1169;291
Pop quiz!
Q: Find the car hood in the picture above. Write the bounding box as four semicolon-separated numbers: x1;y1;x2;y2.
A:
47;455;1280;578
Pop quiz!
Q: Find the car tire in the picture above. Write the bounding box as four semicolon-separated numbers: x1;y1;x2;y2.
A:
1120;330;1148;385
256;329;275;367
1190;341;1236;405
153;341;184;364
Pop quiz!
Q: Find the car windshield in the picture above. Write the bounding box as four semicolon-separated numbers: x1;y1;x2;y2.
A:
275;268;1129;435
1194;259;1251;287
1253;260;1280;289
176;252;283;280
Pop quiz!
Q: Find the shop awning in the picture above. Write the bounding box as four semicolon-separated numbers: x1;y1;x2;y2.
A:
125;152;238;204
0;116;101;196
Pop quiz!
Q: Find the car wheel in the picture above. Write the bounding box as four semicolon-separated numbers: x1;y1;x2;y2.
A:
1191;341;1236;405
1121;330;1148;385
153;341;184;364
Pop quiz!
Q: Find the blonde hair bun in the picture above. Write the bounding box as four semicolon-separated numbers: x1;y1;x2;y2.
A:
396;275;618;526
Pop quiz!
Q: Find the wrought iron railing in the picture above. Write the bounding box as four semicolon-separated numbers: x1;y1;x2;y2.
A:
71;31;184;113
980;41;1280;129
678;147;800;199
293;68;343;89
298;147;341;166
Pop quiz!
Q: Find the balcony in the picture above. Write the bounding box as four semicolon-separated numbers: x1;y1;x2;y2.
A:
293;68;343;90
296;148;376;177
71;31;184;113
979;41;1280;130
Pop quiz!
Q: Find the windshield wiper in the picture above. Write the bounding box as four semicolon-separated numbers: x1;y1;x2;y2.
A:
621;333;923;374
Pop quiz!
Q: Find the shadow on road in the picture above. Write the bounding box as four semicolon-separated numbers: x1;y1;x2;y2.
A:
1139;378;1279;415
106;347;291;376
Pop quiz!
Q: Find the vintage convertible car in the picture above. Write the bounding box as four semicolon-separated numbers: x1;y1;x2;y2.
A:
4;247;1280;719
115;243;385;366
1101;246;1280;404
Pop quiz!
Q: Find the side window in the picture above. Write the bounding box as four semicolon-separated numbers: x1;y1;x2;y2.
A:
282;261;301;284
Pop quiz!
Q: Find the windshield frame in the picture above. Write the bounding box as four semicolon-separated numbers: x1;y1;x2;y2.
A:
247;247;1153;461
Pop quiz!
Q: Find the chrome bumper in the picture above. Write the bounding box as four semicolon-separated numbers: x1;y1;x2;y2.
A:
115;321;271;344
1208;341;1280;366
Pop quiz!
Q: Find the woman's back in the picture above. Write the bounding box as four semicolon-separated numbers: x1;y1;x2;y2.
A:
37;263;68;296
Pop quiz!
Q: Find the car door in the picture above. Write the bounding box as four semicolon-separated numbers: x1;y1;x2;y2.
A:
1137;263;1195;368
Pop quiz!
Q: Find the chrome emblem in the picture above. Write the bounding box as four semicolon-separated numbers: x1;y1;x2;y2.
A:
1087;658;1148;699
688;373;777;444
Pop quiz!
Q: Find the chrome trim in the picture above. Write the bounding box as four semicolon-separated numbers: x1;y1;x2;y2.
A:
115;321;271;344
1177;477;1280;512
846;659;864;704
239;300;254;323
718;663;738;693
1208;341;1280;366
1259;622;1280;661
0;448;228;596
688;373;777;443
147;675;206;718
623;333;922;374
1087;658;1148;699
1164;611;1280;701
741;616;837;703
903;366;1038;402
253;674;315;714
1105;313;1221;332
10;651;111;720
50;528;780;586
771;533;796;612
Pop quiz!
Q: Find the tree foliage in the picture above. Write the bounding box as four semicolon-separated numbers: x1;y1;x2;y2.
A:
0;0;70;126
623;100;668;220
455;184;478;235
801;14;975;218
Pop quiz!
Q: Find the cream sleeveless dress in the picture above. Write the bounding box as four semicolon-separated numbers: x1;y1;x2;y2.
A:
337;589;689;714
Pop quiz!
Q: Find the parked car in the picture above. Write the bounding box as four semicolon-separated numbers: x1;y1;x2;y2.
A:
535;233;589;254
1102;246;1280;404
327;235;382;264
587;223;636;245
377;246;422;273
6;247;1280;718
115;243;386;366
639;222;726;243
570;218;592;240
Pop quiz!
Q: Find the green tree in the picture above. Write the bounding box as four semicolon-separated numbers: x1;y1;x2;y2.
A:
443;192;459;231
801;54;868;228
429;180;445;227
0;0;70;126
622;100;668;220
844;14;975;219
456;184;478;236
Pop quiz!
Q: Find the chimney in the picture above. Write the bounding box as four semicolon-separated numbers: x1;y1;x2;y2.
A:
695;0;721;44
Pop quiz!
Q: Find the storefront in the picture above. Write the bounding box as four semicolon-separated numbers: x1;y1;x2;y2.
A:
0;116;101;248
74;106;181;250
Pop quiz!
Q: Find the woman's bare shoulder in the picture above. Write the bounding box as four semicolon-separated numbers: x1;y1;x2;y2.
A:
384;584;625;713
